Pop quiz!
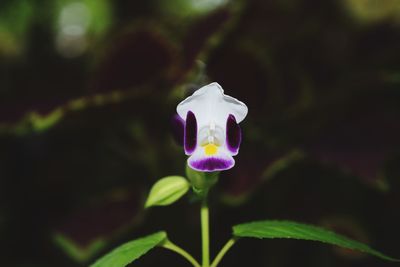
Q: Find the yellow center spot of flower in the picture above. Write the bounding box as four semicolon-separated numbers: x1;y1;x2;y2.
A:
204;143;218;156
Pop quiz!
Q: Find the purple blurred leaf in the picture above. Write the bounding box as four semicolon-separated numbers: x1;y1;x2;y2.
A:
91;28;178;93
54;188;143;262
306;109;400;181
183;8;231;68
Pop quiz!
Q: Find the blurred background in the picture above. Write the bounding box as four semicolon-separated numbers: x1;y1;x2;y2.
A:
1;0;400;266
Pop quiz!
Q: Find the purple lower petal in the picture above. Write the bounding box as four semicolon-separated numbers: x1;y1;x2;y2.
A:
171;115;185;146
189;157;234;172
184;111;197;154
226;114;241;154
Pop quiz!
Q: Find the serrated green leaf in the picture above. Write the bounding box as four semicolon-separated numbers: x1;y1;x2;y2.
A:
145;176;189;208
233;220;399;261
90;231;167;267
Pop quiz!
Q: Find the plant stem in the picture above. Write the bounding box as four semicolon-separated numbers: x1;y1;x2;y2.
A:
210;238;236;267
162;239;201;267
201;200;210;267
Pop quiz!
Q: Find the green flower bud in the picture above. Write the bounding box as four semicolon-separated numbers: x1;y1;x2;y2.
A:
145;176;190;208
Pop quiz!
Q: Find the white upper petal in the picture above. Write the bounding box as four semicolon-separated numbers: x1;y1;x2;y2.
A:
176;82;248;129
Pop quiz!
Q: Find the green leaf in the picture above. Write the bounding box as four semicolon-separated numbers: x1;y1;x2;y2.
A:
145;176;190;208
233;220;399;261
90;231;167;267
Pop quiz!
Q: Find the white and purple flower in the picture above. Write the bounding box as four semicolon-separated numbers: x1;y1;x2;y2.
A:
175;82;248;172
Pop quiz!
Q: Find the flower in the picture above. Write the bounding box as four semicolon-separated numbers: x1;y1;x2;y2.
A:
176;82;248;172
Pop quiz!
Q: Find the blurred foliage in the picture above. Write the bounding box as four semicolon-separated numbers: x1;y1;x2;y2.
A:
343;0;400;24
0;0;34;56
0;0;400;266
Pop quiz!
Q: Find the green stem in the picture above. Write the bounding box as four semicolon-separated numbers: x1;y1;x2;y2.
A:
201;200;210;267
162;239;201;267
210;238;237;267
